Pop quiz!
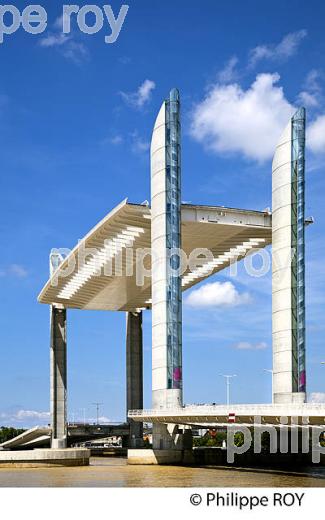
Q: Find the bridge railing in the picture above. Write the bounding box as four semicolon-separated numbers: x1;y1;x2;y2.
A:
128;403;325;417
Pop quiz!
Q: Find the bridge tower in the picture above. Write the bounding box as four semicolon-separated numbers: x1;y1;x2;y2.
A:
272;108;306;404
150;88;188;455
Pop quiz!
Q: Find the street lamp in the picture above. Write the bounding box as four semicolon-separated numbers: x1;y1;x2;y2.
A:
263;369;274;404
80;408;86;426
91;402;103;425
220;374;237;405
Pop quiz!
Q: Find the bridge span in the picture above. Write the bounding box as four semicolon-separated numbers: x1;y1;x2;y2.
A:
129;404;325;428
0;423;130;450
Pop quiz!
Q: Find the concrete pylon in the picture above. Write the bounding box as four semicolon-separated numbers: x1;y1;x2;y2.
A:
126;311;144;448
272;108;306;404
50;306;67;448
49;251;67;449
128;89;193;464
151;88;183;411
149;88;191;459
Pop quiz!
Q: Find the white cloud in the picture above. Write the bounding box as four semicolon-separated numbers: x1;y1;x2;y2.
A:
249;30;307;67
39;17;88;64
309;392;325;403
101;131;149;153
0;409;50;425
130;131;150;153
0;264;28;278
217;56;239;83
39;33;69;47
233;341;268;350
77;415;111;424
60;41;88;64
120;79;156;109
185;281;251;308
190;73;295;162
53;14;66;31
15;410;50;420
39;33;88;63
298;71;325;154
8;264;28;278
298;90;320;108
109;135;123;145
297;70;323;108
97;416;111;423
100;135;124;146
305;69;323;93
308;114;325;154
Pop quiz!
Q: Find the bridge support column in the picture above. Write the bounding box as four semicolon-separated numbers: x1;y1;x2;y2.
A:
126;311;144;448
152;423;192;450
50;305;67;449
128;424;193;464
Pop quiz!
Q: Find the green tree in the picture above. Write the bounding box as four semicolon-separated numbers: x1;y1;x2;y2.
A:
0;426;26;444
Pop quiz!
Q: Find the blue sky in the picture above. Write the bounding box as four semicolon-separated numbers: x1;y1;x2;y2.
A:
1;0;325;427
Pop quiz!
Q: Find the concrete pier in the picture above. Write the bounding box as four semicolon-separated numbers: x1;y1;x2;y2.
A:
0;448;90;468
126;311;144;448
128;424;193;465
127;449;183;465
50;305;67;449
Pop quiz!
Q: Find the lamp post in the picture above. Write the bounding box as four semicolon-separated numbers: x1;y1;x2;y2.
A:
220;374;237;405
80;408;86;426
263;369;274;404
92;402;103;425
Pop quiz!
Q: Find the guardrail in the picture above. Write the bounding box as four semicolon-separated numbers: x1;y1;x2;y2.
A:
128;403;325;417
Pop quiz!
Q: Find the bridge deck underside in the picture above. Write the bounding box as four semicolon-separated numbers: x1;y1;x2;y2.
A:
38;201;271;311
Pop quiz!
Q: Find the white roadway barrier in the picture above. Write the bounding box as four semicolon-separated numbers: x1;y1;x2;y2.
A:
128;403;325;425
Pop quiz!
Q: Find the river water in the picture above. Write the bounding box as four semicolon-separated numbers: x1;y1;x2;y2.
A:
1;458;325;487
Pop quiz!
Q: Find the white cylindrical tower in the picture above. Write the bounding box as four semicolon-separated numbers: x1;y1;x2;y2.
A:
272;108;306;404
151;89;182;410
